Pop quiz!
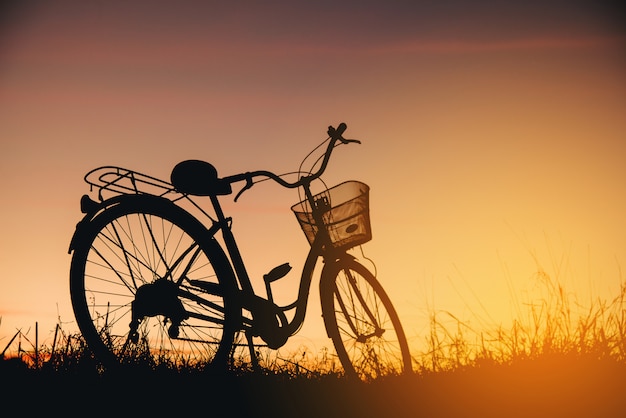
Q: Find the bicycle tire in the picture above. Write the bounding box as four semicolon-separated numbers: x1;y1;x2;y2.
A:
320;258;411;380
69;195;239;369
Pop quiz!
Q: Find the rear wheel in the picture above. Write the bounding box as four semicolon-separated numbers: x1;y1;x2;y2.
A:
321;259;411;380
69;195;239;369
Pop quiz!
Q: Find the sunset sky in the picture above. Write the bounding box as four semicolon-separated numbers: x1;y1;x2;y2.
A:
1;1;624;355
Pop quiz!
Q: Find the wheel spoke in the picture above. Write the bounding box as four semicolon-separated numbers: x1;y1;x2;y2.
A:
349;273;382;334
332;280;360;337
70;197;238;368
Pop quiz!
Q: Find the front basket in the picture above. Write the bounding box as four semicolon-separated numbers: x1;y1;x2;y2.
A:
291;181;371;250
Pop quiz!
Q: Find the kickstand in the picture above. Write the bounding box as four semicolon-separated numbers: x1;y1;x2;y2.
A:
246;332;260;372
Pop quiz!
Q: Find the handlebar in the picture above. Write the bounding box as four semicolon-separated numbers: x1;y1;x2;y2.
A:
222;123;360;201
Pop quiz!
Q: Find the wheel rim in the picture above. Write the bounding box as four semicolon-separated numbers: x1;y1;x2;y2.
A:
72;204;235;368
330;263;410;379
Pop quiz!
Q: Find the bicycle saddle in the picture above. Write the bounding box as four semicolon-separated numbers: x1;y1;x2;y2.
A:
171;160;233;196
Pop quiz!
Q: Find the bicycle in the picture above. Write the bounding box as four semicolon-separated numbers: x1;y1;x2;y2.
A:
68;123;411;380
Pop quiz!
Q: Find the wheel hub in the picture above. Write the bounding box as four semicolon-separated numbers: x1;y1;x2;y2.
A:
129;279;189;340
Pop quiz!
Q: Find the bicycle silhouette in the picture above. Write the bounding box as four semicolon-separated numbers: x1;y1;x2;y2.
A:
69;123;411;380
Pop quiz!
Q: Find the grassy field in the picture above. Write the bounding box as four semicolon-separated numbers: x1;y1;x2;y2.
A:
2;274;625;417
2;352;624;417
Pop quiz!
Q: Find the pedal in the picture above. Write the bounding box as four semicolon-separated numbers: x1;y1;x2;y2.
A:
263;262;292;284
263;263;291;302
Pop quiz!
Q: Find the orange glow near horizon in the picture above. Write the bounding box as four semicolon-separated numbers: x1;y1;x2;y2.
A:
1;2;625;378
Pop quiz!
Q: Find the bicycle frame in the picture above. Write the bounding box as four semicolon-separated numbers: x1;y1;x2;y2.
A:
202;178;345;348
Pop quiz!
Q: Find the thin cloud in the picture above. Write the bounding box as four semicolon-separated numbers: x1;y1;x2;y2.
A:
364;35;626;55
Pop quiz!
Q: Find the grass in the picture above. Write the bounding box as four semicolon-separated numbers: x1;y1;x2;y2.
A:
2;269;625;417
414;269;626;373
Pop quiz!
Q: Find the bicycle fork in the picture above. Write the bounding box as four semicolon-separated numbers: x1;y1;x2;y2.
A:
320;257;385;343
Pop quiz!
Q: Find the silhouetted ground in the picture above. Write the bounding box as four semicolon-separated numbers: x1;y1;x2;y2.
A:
1;355;624;417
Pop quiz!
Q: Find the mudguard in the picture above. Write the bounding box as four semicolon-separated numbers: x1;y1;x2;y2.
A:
67;194;184;254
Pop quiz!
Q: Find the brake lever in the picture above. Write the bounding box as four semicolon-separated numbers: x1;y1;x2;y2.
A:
340;138;361;145
234;175;253;202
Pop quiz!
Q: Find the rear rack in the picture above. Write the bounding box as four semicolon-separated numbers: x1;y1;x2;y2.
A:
85;166;184;201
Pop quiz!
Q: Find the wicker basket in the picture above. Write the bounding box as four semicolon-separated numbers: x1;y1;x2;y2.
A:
291;181;371;250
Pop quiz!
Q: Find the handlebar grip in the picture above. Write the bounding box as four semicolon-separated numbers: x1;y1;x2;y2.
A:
336;122;347;136
328;123;347;139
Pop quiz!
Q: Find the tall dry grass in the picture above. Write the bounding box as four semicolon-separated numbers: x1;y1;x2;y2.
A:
2;268;625;377
413;267;626;373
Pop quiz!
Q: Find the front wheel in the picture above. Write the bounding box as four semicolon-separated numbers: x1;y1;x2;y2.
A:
320;259;411;380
